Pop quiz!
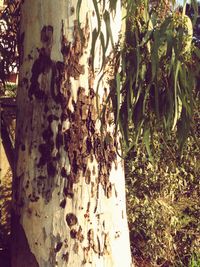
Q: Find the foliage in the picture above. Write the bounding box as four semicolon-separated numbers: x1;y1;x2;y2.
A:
1;83;17;97
117;0;200;158
122;4;200;264
126;112;200;266
0;169;12;250
77;0;199;158
0;0;20;91
189;253;200;267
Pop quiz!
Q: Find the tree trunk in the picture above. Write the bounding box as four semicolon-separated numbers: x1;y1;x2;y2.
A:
11;1;132;266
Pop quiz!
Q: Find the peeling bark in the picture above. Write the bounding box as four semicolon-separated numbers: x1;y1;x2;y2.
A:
12;1;133;266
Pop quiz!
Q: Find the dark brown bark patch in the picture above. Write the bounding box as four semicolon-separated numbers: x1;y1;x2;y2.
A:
61;20;89;80
70;229;77;239
73;242;79;253
47;161;56;177
28;50;51;100
85;168;91;184
61;167;68;178
41;26;53;47
59;198;66;208
66;213;78;227
62;252;69;263
76;226;84;242
54;242;63;253
57;85;117;199
63;180;74;198
28;25;53;101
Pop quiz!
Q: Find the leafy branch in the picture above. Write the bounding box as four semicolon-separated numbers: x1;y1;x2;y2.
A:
106;0;199;158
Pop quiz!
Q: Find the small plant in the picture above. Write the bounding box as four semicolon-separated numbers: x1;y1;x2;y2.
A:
189;253;200;267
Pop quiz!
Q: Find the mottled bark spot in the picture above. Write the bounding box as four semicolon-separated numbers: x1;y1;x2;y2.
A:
106;182;112;198
63;180;74;198
56;131;63;149
92;166;96;175
25;180;29;189
66;213;78;227
115;231;121;238
47;161;56;177
37;175;46;180
47;114;59;123
70;229;77;239
28;50;51;100
103;233;111;255
41;25;53;45
55;242;63;253
87;229;94;246
61;167;68;178
59;198;66;208
70;6;75;15
61;20;89;79
86;137;93;154
62;252;69;262
37;143;52;167
28;25;53;100
85;168;91;184
42;127;53;141
28;53;34;61
73;242;79;253
21;144;26;151
83;247;90;264
76;226;84;242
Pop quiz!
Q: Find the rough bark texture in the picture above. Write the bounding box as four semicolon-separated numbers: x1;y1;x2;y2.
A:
12;1;132;266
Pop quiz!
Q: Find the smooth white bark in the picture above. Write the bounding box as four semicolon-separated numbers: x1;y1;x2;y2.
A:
14;1;133;266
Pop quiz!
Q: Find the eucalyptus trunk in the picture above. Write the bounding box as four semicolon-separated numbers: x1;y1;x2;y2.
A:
11;1;132;266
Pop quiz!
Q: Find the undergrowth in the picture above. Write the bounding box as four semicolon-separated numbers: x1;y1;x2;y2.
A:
126;119;200;266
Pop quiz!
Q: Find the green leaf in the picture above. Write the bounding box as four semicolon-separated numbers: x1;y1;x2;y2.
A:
194;47;200;59
91;29;98;72
115;72;121;129
92;0;101;35
177;108;190;153
103;10;114;49
119;101;129;148
159;17;172;35
172;60;180;130
191;0;198;25
143;127;154;163
134;28;140;88
100;31;106;70
151;30;160;80
96;71;106;118
76;0;83;42
154;81;160;119
109;0;118;12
